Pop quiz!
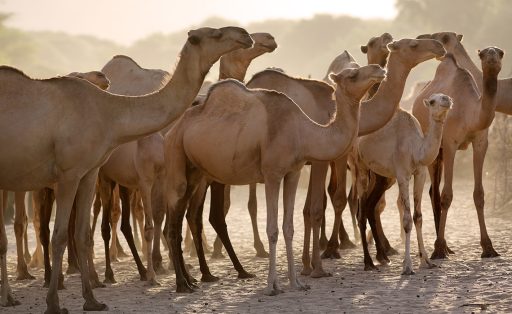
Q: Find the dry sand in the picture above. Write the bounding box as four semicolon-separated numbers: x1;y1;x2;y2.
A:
2;179;512;313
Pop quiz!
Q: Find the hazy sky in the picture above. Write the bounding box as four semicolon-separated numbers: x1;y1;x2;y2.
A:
0;0;397;45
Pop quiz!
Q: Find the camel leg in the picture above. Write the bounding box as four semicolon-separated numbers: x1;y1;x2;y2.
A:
366;174;389;266
301;168;314;276
151;183;166;275
66;203;80;275
73;169;108;312
413;167;437;269
332;159;355;250
14;191;34;280
187;179;217;282
139;182;157;286
472;135;499;258
397;175;414;275
429;148;443;237
45;177;80;314
98;176;116;284
23;194;31;264
211;184;228;259
319;193;328;251
283;171;309;291
29;192;44;269
322;163;342;259
113;190;128;259
358;182;377;270
247;183;267;257
308;162;331;278
348;185;360;243
0;191;20;307
90;188;102;260
263;177;284;296
375;190;400;256
109;186;121;262
131;191;146;255
209;181;253;278
118;186;147;281
431;146;455;259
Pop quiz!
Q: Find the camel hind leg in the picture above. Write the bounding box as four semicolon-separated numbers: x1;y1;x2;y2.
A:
0;191;20;307
14;191;35;280
397;175;414;275
248;183;267;257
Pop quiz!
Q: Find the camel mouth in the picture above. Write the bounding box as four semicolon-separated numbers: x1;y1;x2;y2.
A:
371;74;386;81
259;43;278;52
237;39;254;49
440;102;452;109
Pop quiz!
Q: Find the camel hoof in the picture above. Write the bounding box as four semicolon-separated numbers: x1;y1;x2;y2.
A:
481;248;500;258
300;267;312;276
376;253;390;265
44;307;69;314
145;278;160;286
1;294;21;307
321;247;341;259
83;300;108;311
447;246;455;255
401;267;415;275
90;280;106;289
201;273;220;282
255;250;269;258
264;286;284;296
103;276;116;284
238;270;256;279
364;262;379;271
386;246;400;256
430;249;448;260
16;271;36;281
176;284;196;293
339;239;357;250
310;269;332;278
211;251;225;259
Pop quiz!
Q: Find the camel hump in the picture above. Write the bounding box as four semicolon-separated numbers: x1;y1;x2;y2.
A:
0;65;32;79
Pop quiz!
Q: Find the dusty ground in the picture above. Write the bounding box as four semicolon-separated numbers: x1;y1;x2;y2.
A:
2;178;512;313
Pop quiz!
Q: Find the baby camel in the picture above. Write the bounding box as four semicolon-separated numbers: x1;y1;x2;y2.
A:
357;93;452;273
164;64;386;295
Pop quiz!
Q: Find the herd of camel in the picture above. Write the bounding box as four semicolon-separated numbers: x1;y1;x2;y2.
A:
0;25;508;313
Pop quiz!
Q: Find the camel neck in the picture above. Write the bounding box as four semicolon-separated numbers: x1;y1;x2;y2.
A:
358;54;410;136
452;44;483;91
476;68;499;130
108;44;208;144
219;49;264;81
302;91;360;161
417;115;445;165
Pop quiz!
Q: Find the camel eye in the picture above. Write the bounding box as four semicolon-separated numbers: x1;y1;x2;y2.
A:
429;99;435;105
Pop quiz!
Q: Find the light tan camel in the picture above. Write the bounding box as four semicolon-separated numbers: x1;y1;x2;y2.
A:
0;26;253;312
322;50;360;82
411;45;504;259
357;93;452;273
164;64;386;294
301;38;445;276
97;32;273;285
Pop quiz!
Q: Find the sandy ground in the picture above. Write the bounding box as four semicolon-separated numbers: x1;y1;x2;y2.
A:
2;178;512;313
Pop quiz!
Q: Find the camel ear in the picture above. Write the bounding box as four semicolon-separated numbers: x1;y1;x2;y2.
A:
360;45;368;54
211;29;223;39
329;73;340;84
423;99;432;107
456;34;463;42
497;48;505;59
416;33;431;39
478;49;483;59
188;30;201;45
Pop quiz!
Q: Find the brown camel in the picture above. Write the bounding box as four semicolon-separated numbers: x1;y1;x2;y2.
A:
357;93;452;272
97;32;273;285
301;38;445;277
411;45;504;259
164;64;386;294
0;26;253;312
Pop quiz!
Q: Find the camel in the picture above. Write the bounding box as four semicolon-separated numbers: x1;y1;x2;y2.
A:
301;38;445;276
411;45;504;259
357;93;452;272
96;32;274;285
0;26;253;312
320;32;394;255
164;63;386;295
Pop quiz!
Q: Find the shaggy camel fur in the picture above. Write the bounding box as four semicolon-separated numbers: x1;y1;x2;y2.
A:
302;38;445;277
357;93;452;273
0;26;252;313
164;64;386;295
412;45;504;259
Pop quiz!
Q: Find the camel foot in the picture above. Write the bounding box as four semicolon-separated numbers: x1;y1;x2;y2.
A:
44;306;69;314
176;283;196;293
376;252;390;265
385;246;400;256
420;258;438;269
364;257;378;271
481;246;500;258
103;276;116;284
339;239;357;250
300;266;312;276
255;249;269;258
66;264;79;275
431;239;450;260
290;278;310;291
211;250;225;259
237;270;256;279
83;299;108;311
201;273;220;282
321;246;341;259
90;279;106;289
264;284;284;296
145;278;160;286
401;266;415;276
16;270;36;281
58;277;66;291
310;268;332;278
139;269;148;282
1;293;21;307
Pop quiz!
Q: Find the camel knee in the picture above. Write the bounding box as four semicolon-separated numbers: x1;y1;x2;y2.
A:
473;188;484;210
282;224;294;241
144;225;154;242
267;228;278;244
402;212;412;234
413;211;422;227
440;192;453;210
51;228;68;252
14;219;24;238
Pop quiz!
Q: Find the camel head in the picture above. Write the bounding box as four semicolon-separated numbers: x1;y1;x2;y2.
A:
186;26;254;65
329;64;386;102
423;93;452;122
251;32;278;53
387;38;446;67
478;46;504;76
416;32;463;54
67;71;110;90
361;32;394;67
